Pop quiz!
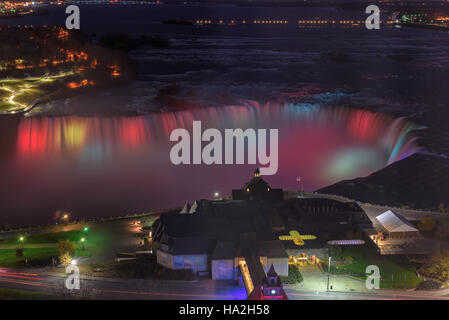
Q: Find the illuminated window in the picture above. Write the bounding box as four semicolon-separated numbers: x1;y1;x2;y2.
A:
246;188;250;192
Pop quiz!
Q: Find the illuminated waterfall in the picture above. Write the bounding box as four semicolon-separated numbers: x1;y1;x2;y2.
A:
15;103;420;189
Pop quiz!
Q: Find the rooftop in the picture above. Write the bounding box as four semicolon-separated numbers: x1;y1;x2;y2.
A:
376;210;418;233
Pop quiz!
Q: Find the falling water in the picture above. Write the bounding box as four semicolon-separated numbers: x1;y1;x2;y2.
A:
0;103;420;225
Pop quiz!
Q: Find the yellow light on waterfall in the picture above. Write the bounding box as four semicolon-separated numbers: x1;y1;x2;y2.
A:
63;120;86;148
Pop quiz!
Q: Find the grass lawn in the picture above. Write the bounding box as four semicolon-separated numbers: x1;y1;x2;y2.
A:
0;287;58;300
0;230;83;245
0;100;18;112
14;88;45;105
0;228;94;268
0;74;74;112
0;247;89;268
0;88;10;100
0;79;39;90
334;245;422;289
0;247;59;268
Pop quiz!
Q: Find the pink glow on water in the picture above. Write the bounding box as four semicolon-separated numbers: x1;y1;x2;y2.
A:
1;103;420;224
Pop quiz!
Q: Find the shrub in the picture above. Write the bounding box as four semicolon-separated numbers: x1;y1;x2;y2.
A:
58;240;76;256
110;256;196;280
416;280;442;291
419;250;449;282
327;264;366;278
418;217;436;232
280;264;303;284
59;252;72;266
344;256;355;264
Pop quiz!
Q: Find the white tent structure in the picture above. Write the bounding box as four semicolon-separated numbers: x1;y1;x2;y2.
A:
180;201;191;214
375;210;419;237
189;201;198;214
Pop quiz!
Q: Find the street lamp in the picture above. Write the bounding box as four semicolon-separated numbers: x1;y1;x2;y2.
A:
214;192;219;199
19;236;24;249
80;237;85;251
327;255;331;291
60;213;69;230
83;226;88;232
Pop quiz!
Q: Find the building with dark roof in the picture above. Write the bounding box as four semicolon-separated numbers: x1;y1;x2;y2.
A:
232;169;283;201
151;170;373;284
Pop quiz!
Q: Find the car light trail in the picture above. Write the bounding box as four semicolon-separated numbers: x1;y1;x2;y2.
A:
0;273;44;281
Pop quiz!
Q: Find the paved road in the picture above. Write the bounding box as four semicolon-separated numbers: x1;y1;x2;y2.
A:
0;268;247;300
359;203;449;223
0;267;448;300
296;265;370;293
285;288;449;300
0;243;58;249
293;192;449;222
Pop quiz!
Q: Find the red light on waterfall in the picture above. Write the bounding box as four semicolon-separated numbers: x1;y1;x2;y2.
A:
347;109;381;142
119;118;150;148
17;120;50;156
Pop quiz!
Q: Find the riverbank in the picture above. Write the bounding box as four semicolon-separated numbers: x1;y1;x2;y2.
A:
318;152;449;211
0;26;138;115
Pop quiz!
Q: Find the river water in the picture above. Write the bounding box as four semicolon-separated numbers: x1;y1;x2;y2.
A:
1;4;446;226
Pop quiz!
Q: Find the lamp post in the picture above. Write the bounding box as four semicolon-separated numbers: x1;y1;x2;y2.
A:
19;236;24;250
214;192;219;200
60;213;69;231
80;237;85;251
